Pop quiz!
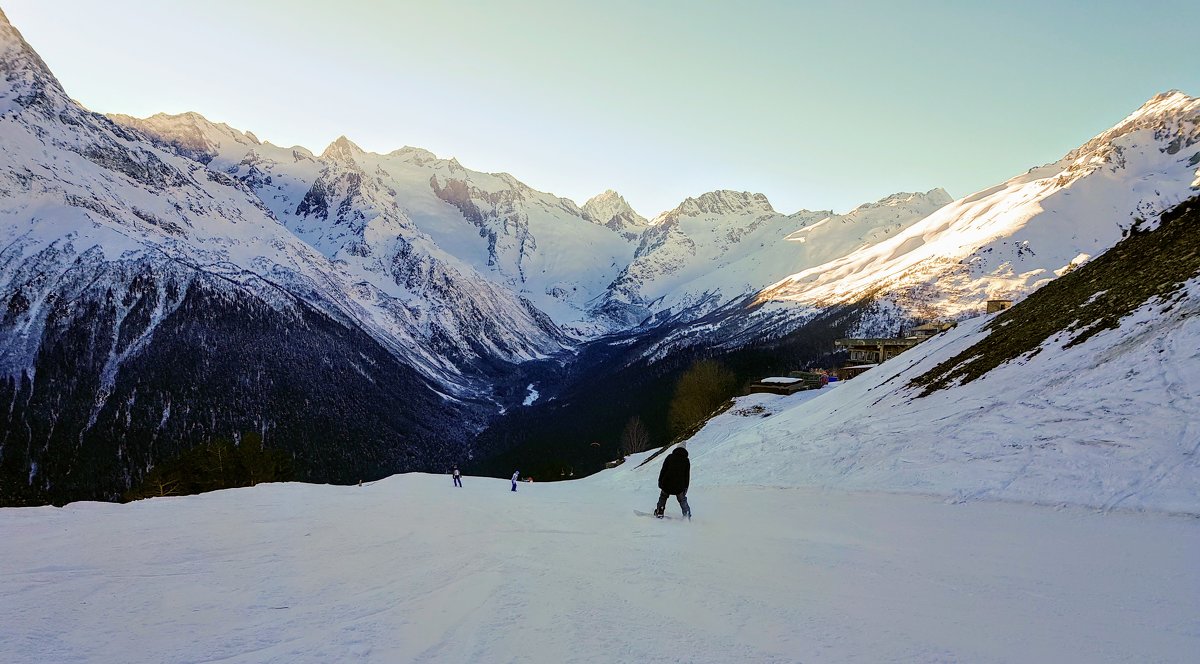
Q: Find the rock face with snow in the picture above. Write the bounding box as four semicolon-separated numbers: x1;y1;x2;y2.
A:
113;113;640;336
603;188;951;327
0;10;466;504
581;189;648;240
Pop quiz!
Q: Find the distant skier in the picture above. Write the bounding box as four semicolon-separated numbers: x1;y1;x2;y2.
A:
654;447;691;520
452;465;462;488
511;470;520;492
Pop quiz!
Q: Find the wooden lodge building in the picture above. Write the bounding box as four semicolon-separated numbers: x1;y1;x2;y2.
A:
834;322;956;380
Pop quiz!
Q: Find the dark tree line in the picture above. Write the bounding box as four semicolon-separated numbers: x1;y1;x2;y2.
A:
124;432;292;501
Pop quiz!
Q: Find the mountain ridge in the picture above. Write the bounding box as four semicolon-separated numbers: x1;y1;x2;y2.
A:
2;5;1199;504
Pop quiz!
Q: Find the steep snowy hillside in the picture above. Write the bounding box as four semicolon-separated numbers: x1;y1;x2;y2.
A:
756;91;1200;326
629;91;1200;363
110;112;639;334
0;10;485;504
662;197;1200;513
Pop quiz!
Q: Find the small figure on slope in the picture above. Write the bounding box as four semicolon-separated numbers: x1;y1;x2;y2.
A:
511;470;520;492
452;465;462;488
654;447;691;520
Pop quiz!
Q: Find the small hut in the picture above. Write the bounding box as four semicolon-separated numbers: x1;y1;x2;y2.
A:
748;376;807;395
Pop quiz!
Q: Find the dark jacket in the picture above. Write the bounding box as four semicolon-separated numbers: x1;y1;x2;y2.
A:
658;447;690;495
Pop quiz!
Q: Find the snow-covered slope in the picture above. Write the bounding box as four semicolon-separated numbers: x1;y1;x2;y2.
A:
631;92;1200;360
756;91;1200;324
3;462;1198;663
659;197;1200;513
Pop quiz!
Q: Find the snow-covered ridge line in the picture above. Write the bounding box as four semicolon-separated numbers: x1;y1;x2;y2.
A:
749;91;1200;325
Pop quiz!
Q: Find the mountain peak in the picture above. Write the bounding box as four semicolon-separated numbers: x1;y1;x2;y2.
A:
834;189;952;228
0;8;67;113
1058;89;1199;180
1119;90;1199;127
107;111;261;163
858;188;953;211
582;190;648;237
322;135;363;163
672;190;776;219
388;145;439;165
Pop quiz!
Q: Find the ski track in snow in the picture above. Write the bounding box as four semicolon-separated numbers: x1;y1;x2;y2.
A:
1;471;1198;663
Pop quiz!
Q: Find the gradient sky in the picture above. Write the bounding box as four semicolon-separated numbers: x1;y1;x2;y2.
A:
5;1;1198;216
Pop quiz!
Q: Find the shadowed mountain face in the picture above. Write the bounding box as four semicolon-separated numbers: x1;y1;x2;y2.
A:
0;261;466;506
0;10;472;505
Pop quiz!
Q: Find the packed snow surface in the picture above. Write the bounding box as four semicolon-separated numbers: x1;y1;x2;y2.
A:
2;472;1197;663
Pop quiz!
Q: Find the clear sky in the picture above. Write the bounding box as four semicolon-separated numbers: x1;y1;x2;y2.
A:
5;0;1198;216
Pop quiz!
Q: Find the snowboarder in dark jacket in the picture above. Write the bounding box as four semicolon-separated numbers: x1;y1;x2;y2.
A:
654;447;691;519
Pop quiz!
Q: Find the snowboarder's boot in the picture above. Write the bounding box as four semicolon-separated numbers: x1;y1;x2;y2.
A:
653;507;664;519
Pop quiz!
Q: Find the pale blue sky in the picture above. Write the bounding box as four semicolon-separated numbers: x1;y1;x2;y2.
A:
6;1;1197;216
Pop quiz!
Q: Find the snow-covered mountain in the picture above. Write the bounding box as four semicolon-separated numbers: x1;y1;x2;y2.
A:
667;194;1200;513
110;91;1200;346
110;111;641;336
0;10;491;503
3;1;1200;505
598;189;951;326
755;91;1200;328
630;90;1200;361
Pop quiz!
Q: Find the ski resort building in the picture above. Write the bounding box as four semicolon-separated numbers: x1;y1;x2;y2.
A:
834;322;955;378
748;376;808;395
835;337;924;364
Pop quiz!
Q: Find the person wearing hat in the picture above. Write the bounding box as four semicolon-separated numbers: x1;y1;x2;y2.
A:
654;447;691;520
451;465;462;488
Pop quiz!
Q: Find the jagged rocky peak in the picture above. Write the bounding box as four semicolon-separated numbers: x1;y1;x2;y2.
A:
0;8;51;77
321;135;364;164
1064;90;1200;168
671;190;776;218
582;190;648;231
0;8;69;113
107;111;260;162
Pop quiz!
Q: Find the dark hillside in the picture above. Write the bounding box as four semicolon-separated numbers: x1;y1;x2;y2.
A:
913;196;1200;395
472;300;868;481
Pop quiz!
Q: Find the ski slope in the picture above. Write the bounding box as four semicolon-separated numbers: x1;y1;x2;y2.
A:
2;471;1198;663
674;277;1200;514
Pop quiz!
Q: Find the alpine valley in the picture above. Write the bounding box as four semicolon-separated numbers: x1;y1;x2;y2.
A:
1;8;1198;505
